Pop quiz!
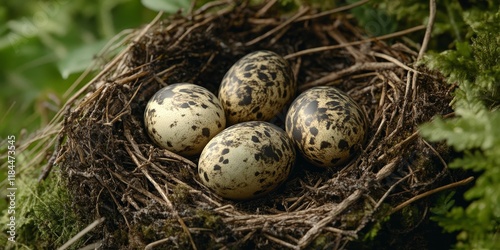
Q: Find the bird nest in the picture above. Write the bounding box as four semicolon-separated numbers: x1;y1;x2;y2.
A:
52;1;454;249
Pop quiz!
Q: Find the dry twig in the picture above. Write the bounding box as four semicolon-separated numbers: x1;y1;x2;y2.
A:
392;176;474;214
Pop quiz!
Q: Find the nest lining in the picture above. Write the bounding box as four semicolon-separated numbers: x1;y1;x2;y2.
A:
55;1;453;249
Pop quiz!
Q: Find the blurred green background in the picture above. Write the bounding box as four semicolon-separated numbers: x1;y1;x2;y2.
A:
0;0;194;138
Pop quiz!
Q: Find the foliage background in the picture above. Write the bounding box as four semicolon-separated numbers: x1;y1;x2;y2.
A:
0;0;163;137
1;0;499;248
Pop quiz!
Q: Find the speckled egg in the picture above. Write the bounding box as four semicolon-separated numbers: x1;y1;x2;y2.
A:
285;86;368;168
218;50;296;125
198;121;295;200
144;83;226;156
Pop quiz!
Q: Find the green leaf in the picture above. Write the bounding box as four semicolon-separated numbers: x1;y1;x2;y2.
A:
419;117;481;151
141;0;191;13
420;104;500;150
450;151;489;171
430;191;456;216
455;41;472;57
56;40;108;79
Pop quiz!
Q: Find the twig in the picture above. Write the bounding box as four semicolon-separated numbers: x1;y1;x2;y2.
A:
369;52;419;73
391;176;474;214
299;62;396;91
255;0;278;17
364;104;389;152
124;128;197;250
110;171;165;205
269;25;291;46
417;0;436;61
194;0;231;15
264;233;299;250
191;53;217;83
375;174;411;211
127;145;197;250
114;70;149;85
78;241;103;250
354;174;411;234
145;237;177;250
104;81;143;126
295;0;370;22
422;139;449;171
411;0;436;103
297;189;363;248
245;6;310;46
158;152;197;169
327;29;367;61
324;227;358;238
37;128;64;182
57;217;105;250
171;14;221;49
397;70;413;130
285;25;426;60
375;158;400;182
148;156;222;208
377;131;419;162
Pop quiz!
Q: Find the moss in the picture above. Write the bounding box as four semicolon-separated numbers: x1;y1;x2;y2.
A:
311;233;336;248
193;209;225;231
400;206;423;229
0;171;84;249
342;200;392;230
169;184;191;204
110;228;129;246
140;224;157;242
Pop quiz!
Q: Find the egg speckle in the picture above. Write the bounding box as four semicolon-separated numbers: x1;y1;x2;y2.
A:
144;83;226;156
285;86;368;168
198;121;295;200
218;50;296;125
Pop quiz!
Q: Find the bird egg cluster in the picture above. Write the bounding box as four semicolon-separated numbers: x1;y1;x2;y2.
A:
144;51;368;200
